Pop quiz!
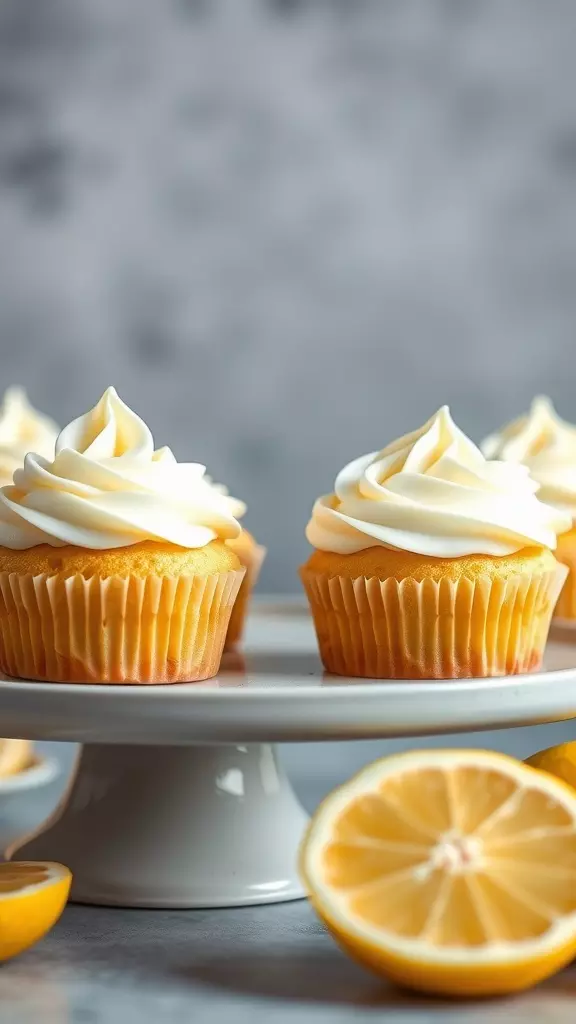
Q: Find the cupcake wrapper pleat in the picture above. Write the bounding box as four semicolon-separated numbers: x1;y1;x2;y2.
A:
554;557;576;621
0;568;245;684
300;564;567;680
553;586;576;623
225;544;266;649
552;525;576;621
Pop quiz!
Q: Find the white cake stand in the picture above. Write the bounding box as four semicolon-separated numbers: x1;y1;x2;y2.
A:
3;602;576;909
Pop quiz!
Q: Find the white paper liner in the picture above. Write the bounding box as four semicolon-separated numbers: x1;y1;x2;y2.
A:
0;568;245;684
225;544;267;649
301;563;567;680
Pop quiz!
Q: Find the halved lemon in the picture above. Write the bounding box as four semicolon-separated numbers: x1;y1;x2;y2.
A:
0;739;33;778
300;749;576;997
0;862;71;961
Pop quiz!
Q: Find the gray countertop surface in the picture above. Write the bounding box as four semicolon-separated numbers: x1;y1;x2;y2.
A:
4;735;576;1024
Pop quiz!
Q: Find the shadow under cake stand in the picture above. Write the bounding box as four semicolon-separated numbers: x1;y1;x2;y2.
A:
2;602;576;909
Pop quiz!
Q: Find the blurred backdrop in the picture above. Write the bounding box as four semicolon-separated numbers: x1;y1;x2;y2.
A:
1;0;575;591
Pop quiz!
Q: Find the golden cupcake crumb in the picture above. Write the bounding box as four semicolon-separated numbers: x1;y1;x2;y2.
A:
0;539;240;579
303;544;557;583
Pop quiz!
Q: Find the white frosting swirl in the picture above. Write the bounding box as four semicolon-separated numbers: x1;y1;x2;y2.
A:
0;387;59;486
204;476;246;521
0;387;241;550
482;396;576;517
306;406;570;557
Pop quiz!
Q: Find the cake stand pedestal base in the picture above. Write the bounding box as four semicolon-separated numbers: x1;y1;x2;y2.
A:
11;743;309;908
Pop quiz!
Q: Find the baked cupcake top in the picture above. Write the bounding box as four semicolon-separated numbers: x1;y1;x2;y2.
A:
0;387;58;486
482;396;576;516
306;406;570;558
0;387;241;550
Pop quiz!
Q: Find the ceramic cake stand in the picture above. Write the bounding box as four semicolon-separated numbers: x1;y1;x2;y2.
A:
2;602;576;909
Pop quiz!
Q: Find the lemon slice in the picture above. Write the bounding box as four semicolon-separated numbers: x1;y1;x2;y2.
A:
300;749;576;997
0;862;71;961
0;739;33;778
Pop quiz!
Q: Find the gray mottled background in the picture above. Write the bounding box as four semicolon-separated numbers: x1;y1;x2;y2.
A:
1;0;576;590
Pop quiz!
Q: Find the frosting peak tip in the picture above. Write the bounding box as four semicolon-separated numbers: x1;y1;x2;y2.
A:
100;385;122;407
2;386;26;406
531;394;555;415
430;404;455;428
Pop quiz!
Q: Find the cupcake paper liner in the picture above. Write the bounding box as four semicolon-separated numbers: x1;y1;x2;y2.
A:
225;544;266;650
300;564;567;680
553;530;576;622
0;568;245;684
554;571;576;622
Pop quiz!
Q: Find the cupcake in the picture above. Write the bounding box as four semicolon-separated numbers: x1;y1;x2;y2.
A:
0;387;245;684
205;477;266;649
225;528;265;648
482;397;576;621
300;406;569;679
0;387;58;486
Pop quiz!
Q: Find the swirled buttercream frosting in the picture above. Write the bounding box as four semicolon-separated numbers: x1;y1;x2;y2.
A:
482;396;576;517
0;387;241;550
306;406;570;557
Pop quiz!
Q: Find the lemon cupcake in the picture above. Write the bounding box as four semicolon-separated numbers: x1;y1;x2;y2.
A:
205;477;266;649
483;397;576;622
0;387;58;486
225;528;265;648
0;387;245;684
300;406;569;679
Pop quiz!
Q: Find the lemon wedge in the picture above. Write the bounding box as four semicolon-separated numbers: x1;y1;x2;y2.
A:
0;862;71;961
